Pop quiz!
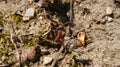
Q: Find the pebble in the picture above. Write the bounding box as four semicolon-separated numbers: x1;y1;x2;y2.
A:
1;56;7;62
16;46;40;63
0;26;3;32
106;6;113;15
107;17;113;22
41;48;49;54
43;56;53;65
23;8;35;21
39;16;43;20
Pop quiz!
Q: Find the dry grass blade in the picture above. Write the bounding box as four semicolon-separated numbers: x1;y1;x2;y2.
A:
70;0;73;23
10;33;21;66
42;22;51;37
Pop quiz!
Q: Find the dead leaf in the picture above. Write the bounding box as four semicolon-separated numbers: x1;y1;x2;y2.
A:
55;30;62;42
77;32;86;46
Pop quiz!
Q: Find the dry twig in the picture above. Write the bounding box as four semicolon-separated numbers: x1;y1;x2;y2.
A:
70;0;73;23
50;40;69;67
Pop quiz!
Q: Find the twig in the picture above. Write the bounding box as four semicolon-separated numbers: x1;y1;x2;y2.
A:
42;26;51;37
50;45;64;67
70;0;73;23
50;41;69;67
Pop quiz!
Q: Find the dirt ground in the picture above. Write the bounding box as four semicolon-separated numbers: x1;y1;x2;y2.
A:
0;0;120;67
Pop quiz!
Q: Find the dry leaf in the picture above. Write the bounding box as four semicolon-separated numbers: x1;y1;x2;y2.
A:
77;32;86;46
55;30;62;42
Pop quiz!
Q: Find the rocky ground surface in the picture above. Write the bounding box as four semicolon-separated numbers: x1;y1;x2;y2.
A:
0;0;120;67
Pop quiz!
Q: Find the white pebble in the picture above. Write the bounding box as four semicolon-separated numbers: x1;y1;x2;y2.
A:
43;56;53;65
106;6;113;15
107;17;113;22
23;8;35;21
1;56;7;61
39;16;43;20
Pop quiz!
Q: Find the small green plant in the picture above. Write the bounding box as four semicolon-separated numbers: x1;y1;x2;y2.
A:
0;34;15;65
0;12;7;25
10;14;22;23
9;13;22;29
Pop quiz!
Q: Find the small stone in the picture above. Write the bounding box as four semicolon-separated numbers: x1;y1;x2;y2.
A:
0;26;3;32
106;6;113;15
41;48;49;54
23;8;35;21
39;16;43;20
1;56;7;62
16;46;41;63
23;17;30;21
58;55;64;60
107;17;113;22
43;56;53;65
